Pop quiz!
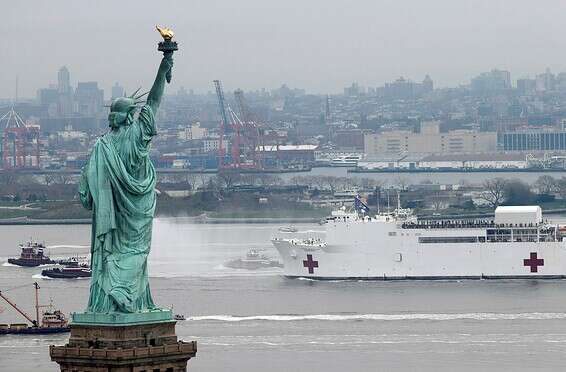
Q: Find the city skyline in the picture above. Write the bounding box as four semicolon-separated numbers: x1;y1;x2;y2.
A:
6;64;566;102
4;0;566;98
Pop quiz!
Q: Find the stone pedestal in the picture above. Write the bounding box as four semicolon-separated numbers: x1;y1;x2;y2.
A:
50;317;196;372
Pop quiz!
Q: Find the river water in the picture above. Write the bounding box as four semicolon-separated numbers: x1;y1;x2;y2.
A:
3;219;566;371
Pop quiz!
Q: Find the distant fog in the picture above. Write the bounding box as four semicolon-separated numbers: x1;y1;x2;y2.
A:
3;0;566;98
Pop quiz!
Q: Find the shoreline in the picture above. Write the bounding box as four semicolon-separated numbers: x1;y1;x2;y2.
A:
3;208;566;226
0;216;322;225
349;168;566;173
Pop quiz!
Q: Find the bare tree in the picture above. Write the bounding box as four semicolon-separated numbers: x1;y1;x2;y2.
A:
44;174;55;187
290;176;307;187
257;174;282;187
168;173;187;184
533;175;557;194
358;177;377;190
430;191;447;211
197;172;209;190
395;176;409;191
185;172;197;190
216;169;241;189
479;178;508;208
308;176;326;190
322;176;341;194
0;171;18;186
53;173;75;185
556;177;566;198
338;176;355;190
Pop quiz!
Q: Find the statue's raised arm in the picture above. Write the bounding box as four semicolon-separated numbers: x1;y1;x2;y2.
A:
147;26;178;113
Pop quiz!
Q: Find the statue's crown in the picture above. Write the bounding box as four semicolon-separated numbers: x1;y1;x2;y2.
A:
108;88;148;113
110;97;137;113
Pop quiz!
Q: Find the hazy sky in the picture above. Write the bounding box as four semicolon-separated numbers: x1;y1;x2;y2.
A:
3;0;566;98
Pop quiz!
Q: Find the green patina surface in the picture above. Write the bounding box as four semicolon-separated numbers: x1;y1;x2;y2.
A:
75;44;175;324
71;309;173;325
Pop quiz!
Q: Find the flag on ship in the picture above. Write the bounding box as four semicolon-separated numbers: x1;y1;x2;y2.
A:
354;195;370;214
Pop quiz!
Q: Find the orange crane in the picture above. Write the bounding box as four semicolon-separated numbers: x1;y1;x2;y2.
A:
0;282;41;327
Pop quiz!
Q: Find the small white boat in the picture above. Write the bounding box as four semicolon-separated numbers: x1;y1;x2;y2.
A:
225;249;283;270
330;155;362;167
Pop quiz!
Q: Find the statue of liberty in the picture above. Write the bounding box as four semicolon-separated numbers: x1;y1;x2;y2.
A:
78;27;177;317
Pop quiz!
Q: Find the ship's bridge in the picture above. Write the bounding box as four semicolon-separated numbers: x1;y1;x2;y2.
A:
327;207;416;224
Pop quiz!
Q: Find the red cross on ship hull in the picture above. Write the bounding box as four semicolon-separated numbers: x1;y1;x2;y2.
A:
303;254;319;274
524;252;544;273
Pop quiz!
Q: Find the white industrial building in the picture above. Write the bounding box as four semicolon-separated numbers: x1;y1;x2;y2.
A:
358;153;528;171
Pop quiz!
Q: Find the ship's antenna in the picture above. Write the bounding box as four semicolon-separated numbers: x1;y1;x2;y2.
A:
397;191;401;211
376;187;380;215
386;189;390;212
15;76;18;106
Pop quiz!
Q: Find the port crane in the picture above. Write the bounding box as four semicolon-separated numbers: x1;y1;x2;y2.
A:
214;80;275;170
213;80;240;169
0;107;40;169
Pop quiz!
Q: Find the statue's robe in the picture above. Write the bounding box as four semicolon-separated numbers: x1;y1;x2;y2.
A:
79;105;157;313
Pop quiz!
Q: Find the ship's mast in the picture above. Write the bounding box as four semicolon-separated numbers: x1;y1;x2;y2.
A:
34;282;40;327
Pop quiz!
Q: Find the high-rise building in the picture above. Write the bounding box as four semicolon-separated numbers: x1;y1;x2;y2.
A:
383;77;414;99
325;94;331;123
75;82;104;117
536;68;555;92
37;87;59;117
380;76;432;100
57;66;73;116
58;67;71;94
517;78;536;95
111;82;124;100
364;121;497;157
344;82;361;97
471;69;511;93
499;129;566;151
422;75;434;93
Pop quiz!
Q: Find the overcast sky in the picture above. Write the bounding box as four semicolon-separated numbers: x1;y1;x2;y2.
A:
3;0;566;98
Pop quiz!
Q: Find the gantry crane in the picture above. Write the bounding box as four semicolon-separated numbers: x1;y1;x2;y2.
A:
213;80;244;169
1;107;40;169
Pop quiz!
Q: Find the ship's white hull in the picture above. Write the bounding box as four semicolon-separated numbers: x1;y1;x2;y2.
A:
272;216;566;280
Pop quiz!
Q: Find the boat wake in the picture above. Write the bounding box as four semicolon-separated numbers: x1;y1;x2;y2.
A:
32;273;51;280
46;245;90;249
2;262;18;267
187;312;566;322
150;269;282;279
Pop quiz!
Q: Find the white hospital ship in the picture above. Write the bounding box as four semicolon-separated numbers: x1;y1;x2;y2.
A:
272;203;566;279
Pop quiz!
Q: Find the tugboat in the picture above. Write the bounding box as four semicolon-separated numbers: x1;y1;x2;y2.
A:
41;261;91;279
0;282;69;334
225;249;283;270
174;314;186;321
56;256;88;267
7;240;55;267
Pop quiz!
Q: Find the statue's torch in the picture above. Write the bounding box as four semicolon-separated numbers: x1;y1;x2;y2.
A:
156;25;178;83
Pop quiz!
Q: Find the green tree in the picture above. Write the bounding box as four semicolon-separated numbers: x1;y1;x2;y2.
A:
504;179;534;205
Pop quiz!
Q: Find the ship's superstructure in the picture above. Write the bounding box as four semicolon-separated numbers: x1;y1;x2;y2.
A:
272;204;566;279
8;240;55;267
330;154;362;167
0;282;69;335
